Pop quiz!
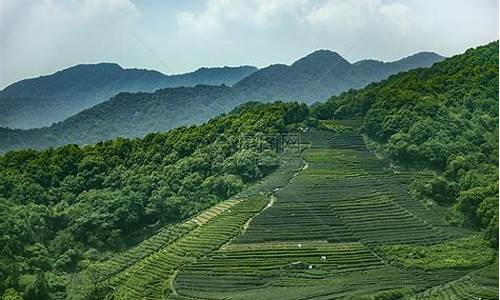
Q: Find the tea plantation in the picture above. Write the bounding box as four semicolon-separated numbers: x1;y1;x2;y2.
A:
73;127;497;300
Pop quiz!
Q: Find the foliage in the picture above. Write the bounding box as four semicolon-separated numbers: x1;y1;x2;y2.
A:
357;288;412;300
0;41;495;299
0;85;241;153
317;120;353;133
378;235;495;270
312;41;499;245
0;101;297;299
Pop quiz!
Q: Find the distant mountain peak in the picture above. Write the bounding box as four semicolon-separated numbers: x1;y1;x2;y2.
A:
195;65;257;71
0;62;257;129
292;49;350;68
352;52;445;69
61;62;124;73
398;51;444;62
406;51;443;58
394;51;445;68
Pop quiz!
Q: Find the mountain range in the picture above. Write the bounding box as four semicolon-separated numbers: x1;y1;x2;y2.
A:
233;50;443;103
0;50;444;152
0;64;257;129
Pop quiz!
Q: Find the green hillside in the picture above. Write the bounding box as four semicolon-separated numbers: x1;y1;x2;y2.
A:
0;102;308;299
313;41;499;245
70;127;496;299
0;42;497;300
0;85;244;149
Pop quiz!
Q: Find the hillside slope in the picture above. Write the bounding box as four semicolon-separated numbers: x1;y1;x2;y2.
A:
0;51;443;152
72;128;497;300
313;41;499;244
0;102;306;299
0;64;257;129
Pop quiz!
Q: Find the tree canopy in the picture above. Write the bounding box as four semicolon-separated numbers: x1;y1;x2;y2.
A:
0;102;308;299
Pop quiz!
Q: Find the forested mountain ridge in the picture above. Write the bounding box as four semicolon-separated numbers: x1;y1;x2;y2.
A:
0;101;307;299
0;64;257;129
0;85;243;151
233;50;444;104
56;85;239;142
0;50;443;153
312;40;499;245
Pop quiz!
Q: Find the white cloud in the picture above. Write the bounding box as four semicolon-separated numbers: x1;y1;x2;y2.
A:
305;0;381;28
82;0;139;17
174;0;400;35
378;2;413;32
171;0;417;57
170;0;420;64
0;0;140;88
175;0;310;36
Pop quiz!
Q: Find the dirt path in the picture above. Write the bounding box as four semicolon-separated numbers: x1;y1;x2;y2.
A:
169;153;310;298
169;269;180;297
247;153;309;231
242;194;275;232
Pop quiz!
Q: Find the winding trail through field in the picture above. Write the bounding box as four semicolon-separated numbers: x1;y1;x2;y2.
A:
244;155;309;231
242;194;275;233
169;269;180;297
169;153;308;299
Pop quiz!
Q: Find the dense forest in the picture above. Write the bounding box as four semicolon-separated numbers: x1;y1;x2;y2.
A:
0;64;257;129
312;41;499;245
0;102;309;299
0;50;443;153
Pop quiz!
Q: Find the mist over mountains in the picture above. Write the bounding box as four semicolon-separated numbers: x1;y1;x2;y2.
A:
0;64;257;129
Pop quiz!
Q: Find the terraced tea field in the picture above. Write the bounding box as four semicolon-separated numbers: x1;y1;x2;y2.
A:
77;129;497;300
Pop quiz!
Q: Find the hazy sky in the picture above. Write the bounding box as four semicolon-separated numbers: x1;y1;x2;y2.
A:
0;0;498;89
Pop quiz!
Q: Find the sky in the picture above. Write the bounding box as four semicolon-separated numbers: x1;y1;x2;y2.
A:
0;0;498;89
